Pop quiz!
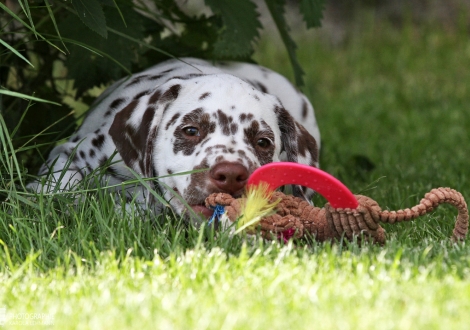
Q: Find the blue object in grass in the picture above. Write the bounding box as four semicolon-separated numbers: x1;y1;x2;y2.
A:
208;205;225;226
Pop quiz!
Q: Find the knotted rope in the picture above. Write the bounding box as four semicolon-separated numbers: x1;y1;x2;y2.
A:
205;187;468;244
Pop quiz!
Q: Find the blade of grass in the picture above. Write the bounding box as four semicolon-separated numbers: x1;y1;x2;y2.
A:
0;89;62;106
126;168;170;208
0;2;66;55
16;0;37;39
157;181;203;222
0;115;26;189
17;110;74;150
0;39;34;68
13;142;57;153
43;0;69;53
9;100;32;139
43;34;132;74
111;0;127;27
7;191;41;210
22;161;209;200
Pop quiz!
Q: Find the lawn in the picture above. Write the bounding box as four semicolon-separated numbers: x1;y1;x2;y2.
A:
1;10;470;329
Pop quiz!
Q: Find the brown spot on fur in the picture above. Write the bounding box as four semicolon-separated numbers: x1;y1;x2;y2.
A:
275;105;317;198
131;106;156;154
110;98;126;109
184;158;210;205
256;82;268;93
243;120;259;142
204;144;236;156
85;162;94;173
161;68;175;74
216;109;234;136
149;90;162;105
200;138;210;148
302;98;308;119
134;90;151;100
249;80;268;93
230;123;238;135
167;74;204;81
274;105;298;163
109;100;154;170
92;134;105;149
104;98;127;117
160;84;181;103
99;156;120;178
144;126;158;177
126;75;150;87
165;113;181;130
199;92;211;100
295;123;319;163
98;156;108;167
239;113;254;123
89;149;96;158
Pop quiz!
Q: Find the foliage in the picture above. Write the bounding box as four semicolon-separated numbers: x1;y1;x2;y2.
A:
0;0;325;174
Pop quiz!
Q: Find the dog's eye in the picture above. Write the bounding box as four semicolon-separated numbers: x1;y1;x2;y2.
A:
256;138;271;148
183;127;199;137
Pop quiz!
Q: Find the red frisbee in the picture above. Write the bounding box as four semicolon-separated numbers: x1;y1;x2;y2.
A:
247;162;358;209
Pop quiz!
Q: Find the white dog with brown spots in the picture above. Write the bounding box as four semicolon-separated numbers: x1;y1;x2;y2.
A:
29;58;321;221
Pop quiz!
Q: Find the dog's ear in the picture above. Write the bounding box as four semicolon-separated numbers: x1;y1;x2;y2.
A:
109;84;182;178
275;105;319;199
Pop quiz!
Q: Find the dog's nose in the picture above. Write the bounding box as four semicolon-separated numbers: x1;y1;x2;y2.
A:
209;162;249;195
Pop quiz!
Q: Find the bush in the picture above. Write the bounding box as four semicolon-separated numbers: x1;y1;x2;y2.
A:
0;0;324;175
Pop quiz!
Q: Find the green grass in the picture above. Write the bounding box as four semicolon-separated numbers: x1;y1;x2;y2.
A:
1;14;470;329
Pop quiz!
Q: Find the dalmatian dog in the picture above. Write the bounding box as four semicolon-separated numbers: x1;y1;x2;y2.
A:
29;58;320;221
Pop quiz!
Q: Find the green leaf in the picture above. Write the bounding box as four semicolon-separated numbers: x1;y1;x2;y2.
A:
59;4;147;95
72;0;108;38
204;0;261;58
300;0;325;28
264;0;305;87
108;27;175;60
149;14;218;62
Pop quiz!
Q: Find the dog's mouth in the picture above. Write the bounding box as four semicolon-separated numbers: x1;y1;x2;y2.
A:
190;191;244;220
171;187;215;220
172;187;243;220
190;204;214;219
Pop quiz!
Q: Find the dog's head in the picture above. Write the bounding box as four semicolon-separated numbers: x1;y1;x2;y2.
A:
109;74;318;219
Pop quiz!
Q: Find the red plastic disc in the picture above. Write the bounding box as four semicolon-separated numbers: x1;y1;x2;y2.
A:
247;162;358;209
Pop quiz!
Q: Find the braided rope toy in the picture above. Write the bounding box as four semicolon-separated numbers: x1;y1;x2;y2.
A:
205;163;468;244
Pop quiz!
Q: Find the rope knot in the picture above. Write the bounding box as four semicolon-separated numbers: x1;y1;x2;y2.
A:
205;187;468;244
